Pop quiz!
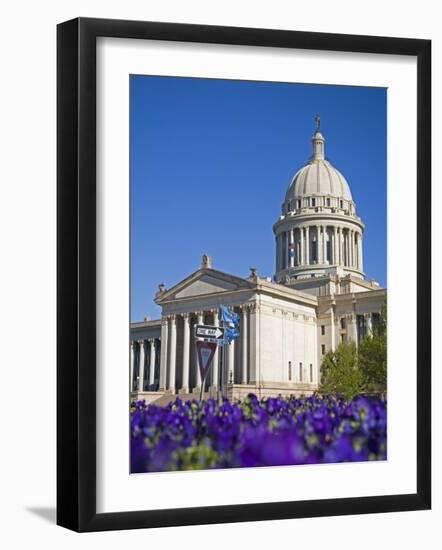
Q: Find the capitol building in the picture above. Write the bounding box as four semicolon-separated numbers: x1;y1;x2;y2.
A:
130;119;386;403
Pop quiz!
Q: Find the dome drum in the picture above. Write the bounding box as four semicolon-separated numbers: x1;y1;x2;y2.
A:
283;195;356;217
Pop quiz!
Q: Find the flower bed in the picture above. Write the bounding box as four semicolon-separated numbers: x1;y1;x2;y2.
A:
131;394;386;473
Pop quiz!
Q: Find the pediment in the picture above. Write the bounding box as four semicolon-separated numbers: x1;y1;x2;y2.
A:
175;274;238;298
156;268;252;303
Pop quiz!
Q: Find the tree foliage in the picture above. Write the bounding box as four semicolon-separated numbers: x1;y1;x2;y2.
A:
320;341;362;401
358;303;387;393
320;303;387;399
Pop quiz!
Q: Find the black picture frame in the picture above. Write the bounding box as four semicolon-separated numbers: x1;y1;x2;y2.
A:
57;17;431;532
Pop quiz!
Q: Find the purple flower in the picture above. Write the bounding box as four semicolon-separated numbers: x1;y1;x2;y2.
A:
130;394;387;472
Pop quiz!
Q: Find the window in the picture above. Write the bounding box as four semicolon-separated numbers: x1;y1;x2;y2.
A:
340;200;343;208
326;198;331;207
341;334;345;343
310;364;313;382
321;344;326;355
326;240;331;262
288;361;292;381
357;314;366;343
340;317;346;329
311;198;316;207
297;199;301;208
372;312;381;331
299;362;303;382
321;325;325;335
311;240;317;262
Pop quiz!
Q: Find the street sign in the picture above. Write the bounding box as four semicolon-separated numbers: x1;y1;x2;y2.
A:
196;341;217;381
195;324;225;343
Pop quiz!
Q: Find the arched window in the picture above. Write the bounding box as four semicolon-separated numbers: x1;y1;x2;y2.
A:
299;362;303;382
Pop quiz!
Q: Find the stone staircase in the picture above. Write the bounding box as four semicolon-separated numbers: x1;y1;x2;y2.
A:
151;391;214;407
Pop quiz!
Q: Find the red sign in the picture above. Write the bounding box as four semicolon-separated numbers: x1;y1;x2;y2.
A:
196;340;217;381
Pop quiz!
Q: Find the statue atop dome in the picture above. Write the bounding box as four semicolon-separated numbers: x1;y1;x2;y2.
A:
315;113;321;132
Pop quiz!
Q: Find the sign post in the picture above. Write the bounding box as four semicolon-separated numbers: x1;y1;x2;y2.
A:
195;324;225;343
196;340;217;402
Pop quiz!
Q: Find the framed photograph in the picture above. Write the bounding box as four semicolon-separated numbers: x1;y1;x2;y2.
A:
57;17;431;532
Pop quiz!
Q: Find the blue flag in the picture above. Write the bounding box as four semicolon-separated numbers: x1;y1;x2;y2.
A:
220;305;240;343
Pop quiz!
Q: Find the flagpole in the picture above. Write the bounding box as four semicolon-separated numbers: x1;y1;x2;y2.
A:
217;344;222;402
222;339;227;399
199;373;205;402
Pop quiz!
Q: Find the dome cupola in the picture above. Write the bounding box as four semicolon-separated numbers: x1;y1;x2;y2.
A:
284;114;354;215
273;116;365;283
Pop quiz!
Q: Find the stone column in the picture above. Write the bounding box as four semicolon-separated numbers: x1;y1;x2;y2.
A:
195;311;204;388
366;313;373;337
168;315;177;393
289;228;294;267
279;233;284;269
305;226;310;265
130;341;135;392
354;231;358;268
181;313;190;392
358;231;363;271
353;314;359;346
148;339;156;388
138;340;145;392
323;226;327;264
275;236;279;272
159;317;169;390
241;306;248;384
248;302;260;384
339;227;344;266
351;230;355;268
333;226;338;265
212;310;220;389
351;231;355;268
351;302;358;347
285;231;289;269
228;338;235;385
300;226;304;265
345;230;350;267
330;306;336;351
317;226;322;263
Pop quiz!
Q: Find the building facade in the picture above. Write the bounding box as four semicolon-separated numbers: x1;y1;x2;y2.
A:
130;120;386;403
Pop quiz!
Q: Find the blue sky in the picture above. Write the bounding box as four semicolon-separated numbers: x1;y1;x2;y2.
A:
130;76;386;322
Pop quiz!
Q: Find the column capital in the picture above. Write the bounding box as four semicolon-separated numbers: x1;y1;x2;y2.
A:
137;339;145;346
182;311;191;320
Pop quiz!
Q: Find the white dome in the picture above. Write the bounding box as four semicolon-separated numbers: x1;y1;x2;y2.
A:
286;159;353;202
